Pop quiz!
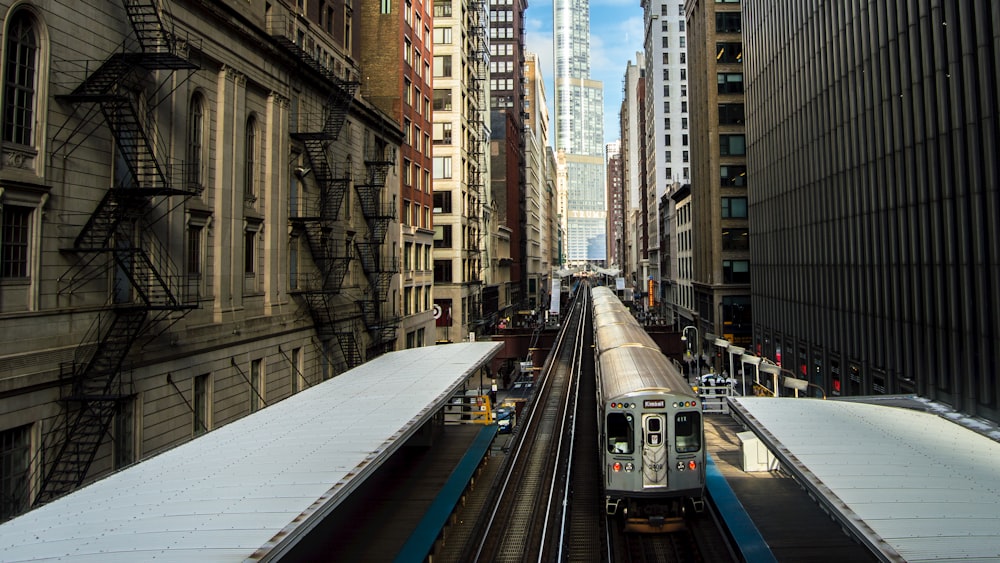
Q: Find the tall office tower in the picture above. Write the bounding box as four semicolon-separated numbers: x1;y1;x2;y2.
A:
524;52;556;310
488;0;528;317
743;1;1000;419
360;0;437;350
605;141;624;269
620;55;645;290
432;0;490;342
685;0;750;349
640;0;690;310
553;0;606;264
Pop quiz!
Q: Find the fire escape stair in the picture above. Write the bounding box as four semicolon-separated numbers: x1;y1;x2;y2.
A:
38;0;200;507
333;320;364;370
34;308;148;506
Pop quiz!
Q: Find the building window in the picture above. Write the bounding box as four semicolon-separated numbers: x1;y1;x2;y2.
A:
718;103;745;125
433;121;452;144
344;6;354;53
718;73;744;94
722;197;748;218
721;165;747;186
244;116;258;204
722;260;750;284
716;11;741;33
434;0;452;17
2;11;38;147
250;359;264;413
434;224;452;248
291;348;302;394
434;259;453;282
434;89;453;111
716;42;743;64
720;134;746;156
433;156;452;179
113;398;136;470
187;93;205;188
194;374;210;435
0;424;30;522
1;206;30;279
433;27;452;44
433;55;452;77
722;228;750;251
433;191;452;213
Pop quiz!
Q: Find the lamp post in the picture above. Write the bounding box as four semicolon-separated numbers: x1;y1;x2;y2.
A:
681;325;700;384
727;345;745;395
740;354;762;397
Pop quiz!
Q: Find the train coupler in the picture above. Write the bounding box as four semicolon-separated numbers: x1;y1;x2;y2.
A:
690;498;705;513
606;498;620;515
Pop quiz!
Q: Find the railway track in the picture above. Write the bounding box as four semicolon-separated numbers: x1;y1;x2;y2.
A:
454;283;734;562
464;287;588;561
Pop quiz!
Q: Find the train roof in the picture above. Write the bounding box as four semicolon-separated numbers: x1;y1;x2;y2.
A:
598;346;695;401
594;322;660;356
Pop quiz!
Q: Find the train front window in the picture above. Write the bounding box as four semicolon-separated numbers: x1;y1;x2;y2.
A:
606;412;634;454
674;411;701;453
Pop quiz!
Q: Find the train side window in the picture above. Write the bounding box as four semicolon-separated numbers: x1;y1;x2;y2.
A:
674;412;702;453
606;412;634;454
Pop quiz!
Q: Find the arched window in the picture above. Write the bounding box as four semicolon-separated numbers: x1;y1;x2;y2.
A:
244;116;257;204
187;93;204;188
3;11;38;147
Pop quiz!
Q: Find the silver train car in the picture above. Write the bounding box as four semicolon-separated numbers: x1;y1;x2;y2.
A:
591;286;705;532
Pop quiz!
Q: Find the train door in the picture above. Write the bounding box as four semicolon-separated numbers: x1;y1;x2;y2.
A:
641;414;667;488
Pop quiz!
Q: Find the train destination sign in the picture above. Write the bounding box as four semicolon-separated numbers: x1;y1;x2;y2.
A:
644;399;666;408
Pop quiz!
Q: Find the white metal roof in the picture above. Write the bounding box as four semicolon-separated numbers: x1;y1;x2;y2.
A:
731;397;1000;563
0;342;502;562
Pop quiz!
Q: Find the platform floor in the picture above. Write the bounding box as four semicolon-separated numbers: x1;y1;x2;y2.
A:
704;413;879;563
279;424;486;561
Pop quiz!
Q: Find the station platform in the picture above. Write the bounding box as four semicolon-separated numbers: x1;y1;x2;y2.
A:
704;413;878;563
283;423;496;561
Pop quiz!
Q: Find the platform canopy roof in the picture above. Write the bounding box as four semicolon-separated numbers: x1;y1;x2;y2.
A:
0;342;502;562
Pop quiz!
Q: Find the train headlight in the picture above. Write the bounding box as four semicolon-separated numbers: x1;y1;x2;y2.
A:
613;462;623;472
625;462;634;472
676;461;685;471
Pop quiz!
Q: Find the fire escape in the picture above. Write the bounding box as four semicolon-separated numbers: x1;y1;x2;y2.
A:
466;0;489;328
355;135;399;359
269;14;365;370
38;0;199;505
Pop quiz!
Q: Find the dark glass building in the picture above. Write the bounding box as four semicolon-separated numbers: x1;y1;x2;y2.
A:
743;1;1000;420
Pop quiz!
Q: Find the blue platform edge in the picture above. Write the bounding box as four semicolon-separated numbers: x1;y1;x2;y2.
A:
705;452;778;563
394;424;499;563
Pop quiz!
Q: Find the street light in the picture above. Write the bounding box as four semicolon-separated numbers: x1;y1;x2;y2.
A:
740;354;762;397
681;325;700;384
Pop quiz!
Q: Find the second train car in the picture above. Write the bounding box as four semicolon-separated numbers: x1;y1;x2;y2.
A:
591;286;705;532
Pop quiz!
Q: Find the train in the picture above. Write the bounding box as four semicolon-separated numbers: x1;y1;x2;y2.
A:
591;285;706;532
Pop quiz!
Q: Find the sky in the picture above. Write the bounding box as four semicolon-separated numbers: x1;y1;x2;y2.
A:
523;0;645;146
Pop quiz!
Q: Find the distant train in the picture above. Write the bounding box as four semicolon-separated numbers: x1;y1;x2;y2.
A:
591;285;705;532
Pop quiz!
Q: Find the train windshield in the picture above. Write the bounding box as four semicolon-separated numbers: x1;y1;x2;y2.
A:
606;412;634;454
674;411;702;453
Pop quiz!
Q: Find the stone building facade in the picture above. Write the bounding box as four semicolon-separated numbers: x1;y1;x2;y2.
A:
0;0;402;520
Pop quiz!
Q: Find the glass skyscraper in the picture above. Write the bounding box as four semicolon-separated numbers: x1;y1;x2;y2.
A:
554;0;606;262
